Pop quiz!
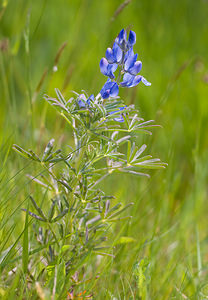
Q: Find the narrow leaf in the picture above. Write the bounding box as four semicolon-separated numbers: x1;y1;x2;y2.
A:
58;180;72;192
42;139;55;161
21;209;46;222
108;203;134;219
29;196;47;220
55;88;67;105
127;140;131;163
44;149;62;162
48;200;56;222
28;150;41;162
12;144;33;160
50;208;69;223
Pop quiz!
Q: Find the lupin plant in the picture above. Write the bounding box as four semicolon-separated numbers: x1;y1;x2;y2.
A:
13;29;166;298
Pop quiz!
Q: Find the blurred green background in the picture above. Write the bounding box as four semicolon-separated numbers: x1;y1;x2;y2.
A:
1;0;208;298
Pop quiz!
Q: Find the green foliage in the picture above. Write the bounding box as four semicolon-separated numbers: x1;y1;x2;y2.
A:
10;87;165;297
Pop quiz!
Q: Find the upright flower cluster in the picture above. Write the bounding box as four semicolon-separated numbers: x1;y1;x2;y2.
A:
77;29;151;122
100;29;151;99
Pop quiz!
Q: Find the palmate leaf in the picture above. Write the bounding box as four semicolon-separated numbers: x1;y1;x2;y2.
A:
127;141;146;164
126;141;167;170
131;144;147;162
44;93;69;114
13;145;43;163
12;144;38;161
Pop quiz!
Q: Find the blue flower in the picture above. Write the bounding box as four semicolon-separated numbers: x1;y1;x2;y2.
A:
124;48;142;75
109;106;126;122
77;94;94;108
105;42;123;64
100;79;119;99
120;73;151;88
115;29;136;51
100;58;117;79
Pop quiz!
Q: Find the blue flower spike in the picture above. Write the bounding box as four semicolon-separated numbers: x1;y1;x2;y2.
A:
100;79;119;99
100;58;117;79
99;28;151;97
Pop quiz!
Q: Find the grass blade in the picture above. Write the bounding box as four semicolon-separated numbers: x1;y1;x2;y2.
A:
22;200;29;274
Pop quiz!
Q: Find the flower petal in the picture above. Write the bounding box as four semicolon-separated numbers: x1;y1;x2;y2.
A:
117;29;125;44
120;73;134;87
110;82;119;97
112;43;123;63
106;48;114;63
141;76;151;86
100;58;117;79
100;58;108;75
111;63;118;73
100;79;118;99
132;75;142;87
102;90;110;99
124;49;137;71
128;61;142;75
115;29;127;50
128;30;136;46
